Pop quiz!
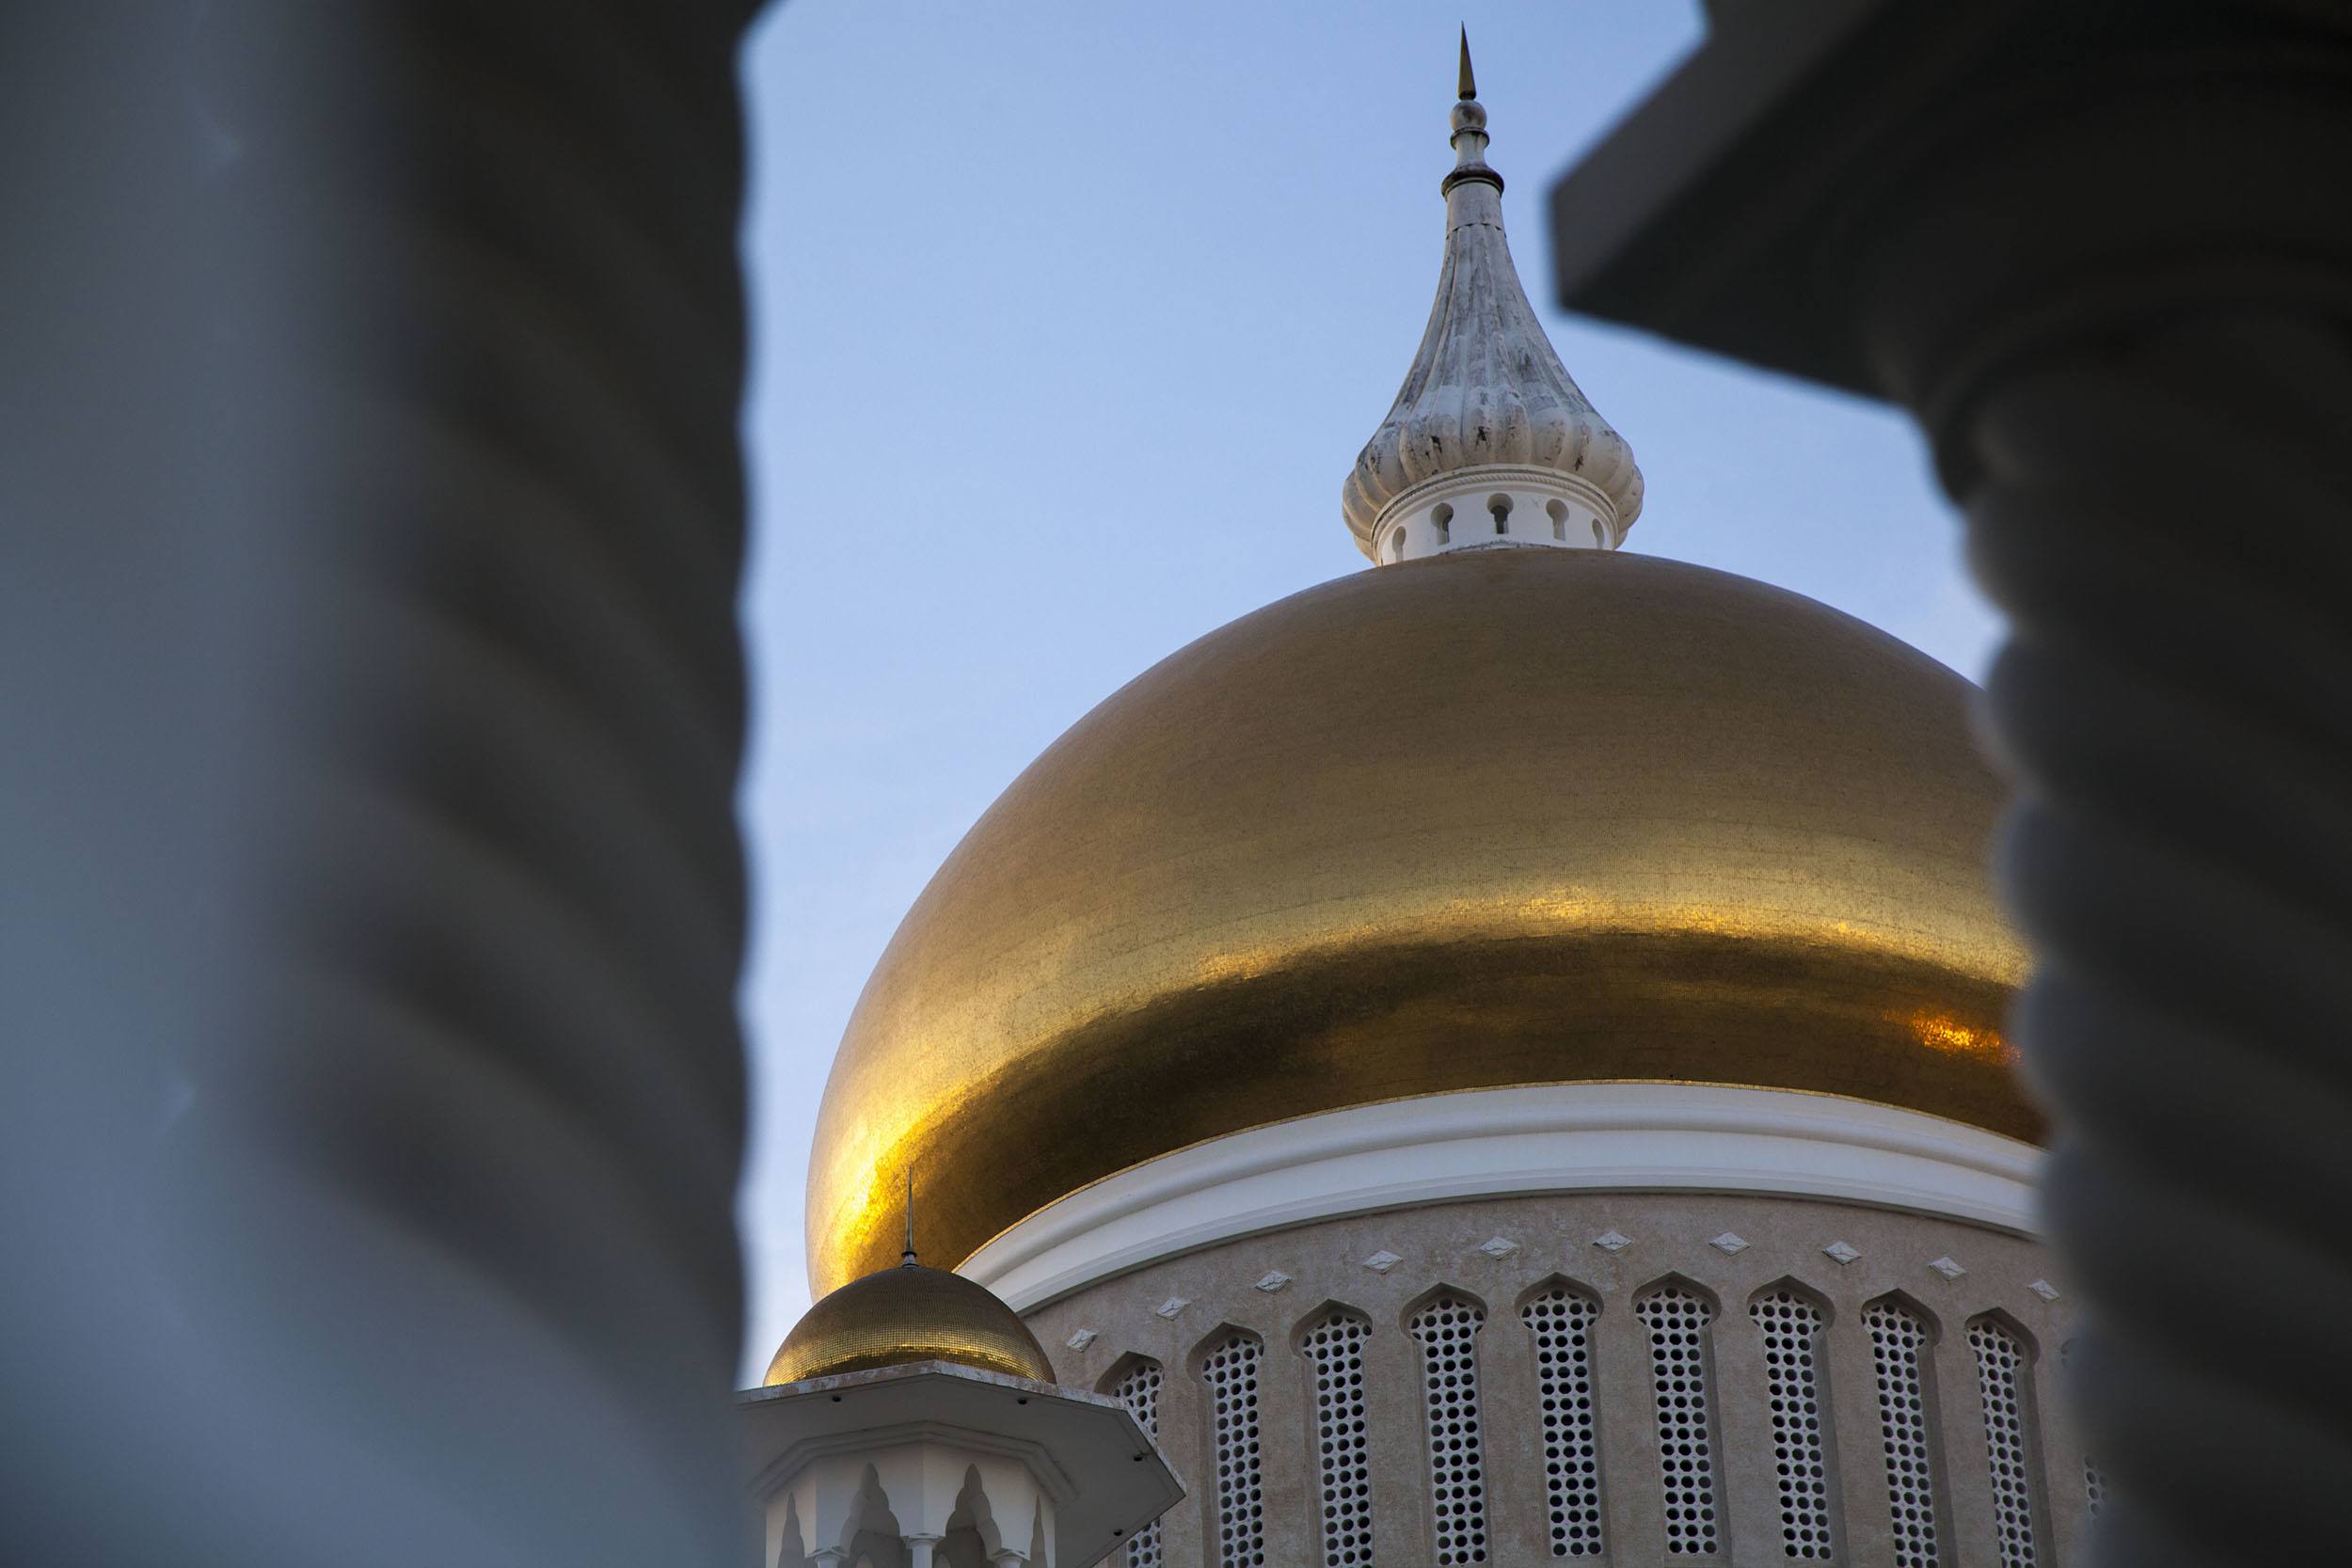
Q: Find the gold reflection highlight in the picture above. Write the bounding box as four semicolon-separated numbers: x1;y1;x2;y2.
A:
805;550;2035;1293
1907;1011;2018;1067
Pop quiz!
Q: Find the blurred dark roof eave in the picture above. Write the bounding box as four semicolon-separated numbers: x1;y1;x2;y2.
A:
1544;0;2351;401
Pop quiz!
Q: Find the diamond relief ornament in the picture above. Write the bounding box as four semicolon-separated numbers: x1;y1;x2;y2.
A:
2027;1278;2061;1302
1928;1256;1967;1280
1708;1233;1750;1255
1821;1241;1862;1266
1154;1296;1190;1320
1065;1329;1098;1352
1479;1235;1520;1259
1253;1271;1293;1294
1361;1250;1404;1275
1592;1229;1634;1253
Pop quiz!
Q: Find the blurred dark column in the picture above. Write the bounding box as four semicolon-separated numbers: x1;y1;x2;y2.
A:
4;6;764;1564
1548;4;2352;1564
2;6;242;1562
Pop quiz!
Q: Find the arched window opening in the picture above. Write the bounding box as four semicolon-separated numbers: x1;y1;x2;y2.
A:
1431;502;1454;545
1200;1332;1267;1568
1109;1359;1168;1568
1547;498;1569;542
1521;1284;1604;1558
1301;1308;1375;1567
1968;1319;2041;1568
1751;1289;1836;1560
1390;526;1408;562
1408;1292;1491;1565
1487;493;1513;535
1864;1299;1943;1568
1636;1283;1721;1556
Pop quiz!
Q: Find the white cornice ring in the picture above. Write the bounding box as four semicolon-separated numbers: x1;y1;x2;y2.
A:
959;1083;2044;1312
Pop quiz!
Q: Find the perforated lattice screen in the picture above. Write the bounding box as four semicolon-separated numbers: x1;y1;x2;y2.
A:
1521;1286;1605;1558
1865;1301;1942;1568
1112;1360;1167;1568
1409;1294;1491;1565
1969;1320;2039;1568
1751;1291;1836;1559
1637;1285;1721;1555
1201;1333;1267;1567
1303;1310;1375;1567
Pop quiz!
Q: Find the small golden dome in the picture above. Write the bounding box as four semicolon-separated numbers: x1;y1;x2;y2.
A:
806;548;2034;1295
763;1259;1056;1387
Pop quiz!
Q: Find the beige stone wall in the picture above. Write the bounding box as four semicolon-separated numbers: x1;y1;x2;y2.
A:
1025;1192;2092;1568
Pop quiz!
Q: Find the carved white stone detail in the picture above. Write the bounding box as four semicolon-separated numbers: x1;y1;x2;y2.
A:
1153;1296;1190;1320
1064;1328;1098;1352
1253;1271;1293;1293
1361;1250;1404;1275
1593;1229;1634;1253
1479;1235;1520;1259
1822;1241;1862;1266
1708;1232;1750;1255
2028;1278;2060;1302
1929;1256;1967;1280
1342;77;1642;562
748;1361;1177;1568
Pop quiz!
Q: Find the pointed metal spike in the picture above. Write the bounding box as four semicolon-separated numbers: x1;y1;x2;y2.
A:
901;1166;915;1261
1458;25;1477;101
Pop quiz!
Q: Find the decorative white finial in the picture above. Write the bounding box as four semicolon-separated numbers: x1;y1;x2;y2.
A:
1343;36;1645;564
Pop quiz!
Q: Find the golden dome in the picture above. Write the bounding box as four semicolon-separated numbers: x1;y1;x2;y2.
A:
806;548;2033;1295
763;1259;1056;1386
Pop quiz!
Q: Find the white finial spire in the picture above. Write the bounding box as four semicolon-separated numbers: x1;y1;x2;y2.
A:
1343;36;1645;564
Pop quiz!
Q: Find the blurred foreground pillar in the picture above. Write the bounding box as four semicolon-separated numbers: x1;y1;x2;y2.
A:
1549;4;2352;1563
6;7;763;1565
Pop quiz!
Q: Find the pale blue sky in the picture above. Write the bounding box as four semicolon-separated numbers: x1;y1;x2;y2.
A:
731;0;2000;1382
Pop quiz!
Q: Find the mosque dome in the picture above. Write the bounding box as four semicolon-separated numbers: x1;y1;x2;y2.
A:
771;49;2071;1568
763;1257;1056;1386
801;43;2031;1298
804;546;2031;1295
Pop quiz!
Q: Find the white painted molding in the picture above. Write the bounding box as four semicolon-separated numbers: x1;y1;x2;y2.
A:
740;1362;1182;1568
959;1084;2045;1312
1372;466;1623;563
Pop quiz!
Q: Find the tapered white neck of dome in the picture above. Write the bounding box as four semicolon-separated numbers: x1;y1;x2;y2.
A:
1343;35;1645;565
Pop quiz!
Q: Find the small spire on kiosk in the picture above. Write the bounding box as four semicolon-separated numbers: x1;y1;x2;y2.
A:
900;1167;917;1264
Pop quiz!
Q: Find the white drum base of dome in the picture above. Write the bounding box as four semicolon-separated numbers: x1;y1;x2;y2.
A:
960;1083;2042;1311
